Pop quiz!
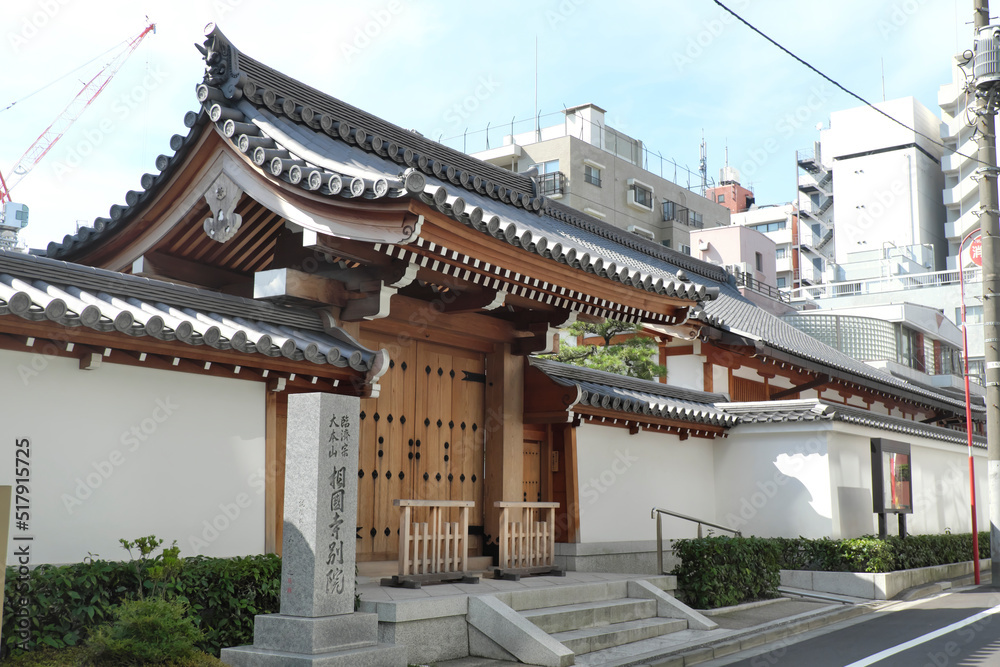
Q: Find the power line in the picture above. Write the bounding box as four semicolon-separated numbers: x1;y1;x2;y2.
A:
712;0;986;166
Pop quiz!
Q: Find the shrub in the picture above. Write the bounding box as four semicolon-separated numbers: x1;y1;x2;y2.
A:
672;531;989;609
3;554;280;660
83;598;202;665
671;536;781;609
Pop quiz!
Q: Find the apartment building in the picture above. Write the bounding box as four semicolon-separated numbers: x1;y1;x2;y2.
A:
470;104;730;253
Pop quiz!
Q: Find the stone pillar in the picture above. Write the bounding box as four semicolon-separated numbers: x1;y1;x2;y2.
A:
281;392;359;617
221;393;406;667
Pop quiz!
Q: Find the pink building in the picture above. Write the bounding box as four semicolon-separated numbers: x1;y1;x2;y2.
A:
690;225;794;315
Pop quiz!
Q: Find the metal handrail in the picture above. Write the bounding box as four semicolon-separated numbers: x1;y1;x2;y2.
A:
651;507;741;575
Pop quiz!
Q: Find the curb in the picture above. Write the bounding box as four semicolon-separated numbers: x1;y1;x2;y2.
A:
699;597;788;617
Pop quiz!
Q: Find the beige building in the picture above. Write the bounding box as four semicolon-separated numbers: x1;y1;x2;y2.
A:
470;104;730;252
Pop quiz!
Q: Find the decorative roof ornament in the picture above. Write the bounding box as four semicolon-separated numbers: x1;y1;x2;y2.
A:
202;172;243;243
199;22;244;100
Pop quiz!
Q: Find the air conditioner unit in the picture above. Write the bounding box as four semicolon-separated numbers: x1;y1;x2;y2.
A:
974;25;1000;89
726;263;751;276
626;224;655;242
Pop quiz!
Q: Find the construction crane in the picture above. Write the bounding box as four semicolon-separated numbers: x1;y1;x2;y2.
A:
0;22;156;249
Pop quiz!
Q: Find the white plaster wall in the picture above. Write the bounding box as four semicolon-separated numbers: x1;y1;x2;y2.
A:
575;424;715;543
713;365;728;396
0;349;266;565
828;426;988;537
713;425;833;538
665;355;704;392
825;430;876;538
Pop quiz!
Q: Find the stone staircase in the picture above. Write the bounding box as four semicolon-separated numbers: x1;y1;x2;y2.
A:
469;575;713;665
522;593;686;656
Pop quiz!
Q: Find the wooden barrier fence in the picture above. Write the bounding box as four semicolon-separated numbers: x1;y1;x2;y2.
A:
381;499;478;588
495;501;563;580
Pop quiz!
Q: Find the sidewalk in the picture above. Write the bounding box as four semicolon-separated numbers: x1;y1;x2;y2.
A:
411;567;991;667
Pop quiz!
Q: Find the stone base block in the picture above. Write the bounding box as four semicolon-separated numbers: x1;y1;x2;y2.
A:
220;642;407;667
253;613;379;655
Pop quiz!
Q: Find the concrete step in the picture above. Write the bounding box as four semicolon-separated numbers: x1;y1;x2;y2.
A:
551;617;688;655
221;642;408;666
522;597;657;633
501;580;630;611
646;574;678;593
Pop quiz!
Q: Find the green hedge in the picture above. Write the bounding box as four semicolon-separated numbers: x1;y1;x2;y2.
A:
671;537;782;609
672;532;989;609
2;554;280;660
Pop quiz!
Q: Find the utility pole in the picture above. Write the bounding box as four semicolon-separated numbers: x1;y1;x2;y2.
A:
973;0;1000;586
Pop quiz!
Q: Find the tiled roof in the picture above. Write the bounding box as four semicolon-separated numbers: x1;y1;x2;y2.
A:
0;250;378;372
693;284;979;415
42;42;722;317
721;399;985;447
530;358;738;427
42;26;722;315
41;110;207;260
30;25;981;418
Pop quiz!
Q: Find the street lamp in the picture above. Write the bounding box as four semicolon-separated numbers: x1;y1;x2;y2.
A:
960;227;983;584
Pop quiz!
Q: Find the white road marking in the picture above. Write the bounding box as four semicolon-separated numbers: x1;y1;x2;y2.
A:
844;603;1000;666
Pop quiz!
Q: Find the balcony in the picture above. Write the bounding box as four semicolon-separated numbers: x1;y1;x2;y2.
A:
796;147;822;174
538;171;565;197
945;211;981;242
943;173;978;207
798;173;832;199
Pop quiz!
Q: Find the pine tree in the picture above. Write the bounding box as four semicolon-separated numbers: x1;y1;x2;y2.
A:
546;320;666;380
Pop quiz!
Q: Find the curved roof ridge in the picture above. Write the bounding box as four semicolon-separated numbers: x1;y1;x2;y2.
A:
530;356;730;404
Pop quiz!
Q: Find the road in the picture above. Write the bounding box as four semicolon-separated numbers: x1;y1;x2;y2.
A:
705;586;1000;667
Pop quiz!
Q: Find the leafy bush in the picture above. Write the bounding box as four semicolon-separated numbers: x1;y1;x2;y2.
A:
776;532;989;574
3;554;280;660
83;598;202;665
671;536;781;609
672;532;989;609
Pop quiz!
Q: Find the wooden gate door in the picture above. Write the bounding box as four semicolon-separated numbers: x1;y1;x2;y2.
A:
523;424;547;503
357;336;485;560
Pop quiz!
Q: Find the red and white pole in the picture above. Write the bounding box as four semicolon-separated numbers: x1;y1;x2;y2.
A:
962;227;983;584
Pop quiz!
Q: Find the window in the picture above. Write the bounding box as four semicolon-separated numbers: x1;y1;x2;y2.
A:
717;194;725;203
663;200;686;222
958;305;984;324
627;178;654;211
749;221;786;233
776;276;787;288
584;164;602;187
898;326;925;372
539;159;560;174
680;244;691;255
775;247;788;259
688;210;703;228
755;252;763;272
634;184;652;207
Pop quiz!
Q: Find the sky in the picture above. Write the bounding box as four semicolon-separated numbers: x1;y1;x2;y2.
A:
0;0;981;250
